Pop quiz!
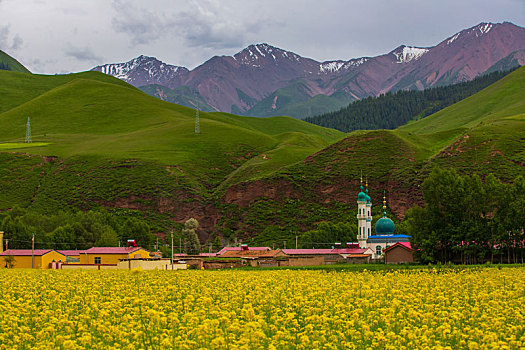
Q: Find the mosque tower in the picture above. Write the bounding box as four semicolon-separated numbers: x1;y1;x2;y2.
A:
365;179;372;241
357;176;371;248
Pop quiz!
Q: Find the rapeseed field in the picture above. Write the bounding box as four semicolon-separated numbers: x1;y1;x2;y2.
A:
0;268;523;349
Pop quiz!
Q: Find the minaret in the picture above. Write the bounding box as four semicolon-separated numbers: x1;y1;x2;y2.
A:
365;179;372;241
357;175;368;248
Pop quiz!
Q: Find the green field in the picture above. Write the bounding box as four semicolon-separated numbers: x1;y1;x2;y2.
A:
0;142;49;150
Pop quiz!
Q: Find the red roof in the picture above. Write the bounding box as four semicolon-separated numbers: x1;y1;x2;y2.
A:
282;248;368;255
58;250;86;256
0;249;66;257
216;247;270;256
384;242;412;252
85;247;148;254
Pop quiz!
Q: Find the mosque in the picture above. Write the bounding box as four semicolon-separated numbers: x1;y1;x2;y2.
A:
356;178;410;259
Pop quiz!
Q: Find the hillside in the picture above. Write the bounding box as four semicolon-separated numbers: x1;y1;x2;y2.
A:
0;69;344;216
228;66;525;245
0;66;524;247
0;50;31;73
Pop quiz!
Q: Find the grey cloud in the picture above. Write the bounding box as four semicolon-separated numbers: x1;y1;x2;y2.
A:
10;34;22;50
110;0;271;50
65;44;103;62
111;0;165;45
0;25;23;52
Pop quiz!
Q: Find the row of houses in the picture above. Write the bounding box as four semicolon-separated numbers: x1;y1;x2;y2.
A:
0;242;414;269
175;243;414;268
0;246;187;270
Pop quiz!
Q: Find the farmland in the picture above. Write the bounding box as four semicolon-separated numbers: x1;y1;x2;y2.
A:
0;267;523;349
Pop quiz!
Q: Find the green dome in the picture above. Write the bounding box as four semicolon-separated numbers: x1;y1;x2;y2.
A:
375;217;395;234
365;189;371;204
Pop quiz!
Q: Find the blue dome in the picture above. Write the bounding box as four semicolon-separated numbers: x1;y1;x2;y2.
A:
375;217;395;234
365;192;371;204
358;191;367;202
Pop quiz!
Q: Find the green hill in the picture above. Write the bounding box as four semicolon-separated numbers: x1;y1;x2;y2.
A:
0;69;343;197
0;66;524;247
0;50;31;73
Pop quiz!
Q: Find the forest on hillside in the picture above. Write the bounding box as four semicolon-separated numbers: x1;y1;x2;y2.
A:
305;68;517;132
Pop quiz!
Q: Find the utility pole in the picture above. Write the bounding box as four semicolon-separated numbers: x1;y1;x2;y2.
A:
296;236;298;249
195;109;200;134
5;239;8;250
171;231;174;270
179;237;182;254
25;117;32;143
283;241;286;249
31;233;35;268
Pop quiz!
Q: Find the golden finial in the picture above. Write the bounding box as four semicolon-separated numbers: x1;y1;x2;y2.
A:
383;191;387;216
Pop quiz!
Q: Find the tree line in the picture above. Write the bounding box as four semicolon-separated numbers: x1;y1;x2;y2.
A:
304;68;517;132
0;207;156;251
405;168;525;264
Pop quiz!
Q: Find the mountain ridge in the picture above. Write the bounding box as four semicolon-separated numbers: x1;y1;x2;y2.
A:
92;22;525;118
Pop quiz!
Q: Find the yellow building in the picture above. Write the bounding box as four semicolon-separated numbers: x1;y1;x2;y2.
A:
79;247;151;265
0;249;67;269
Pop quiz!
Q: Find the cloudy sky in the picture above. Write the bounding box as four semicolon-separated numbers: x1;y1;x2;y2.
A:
1;0;524;74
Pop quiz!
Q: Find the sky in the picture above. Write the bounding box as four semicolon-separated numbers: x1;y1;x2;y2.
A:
0;0;524;74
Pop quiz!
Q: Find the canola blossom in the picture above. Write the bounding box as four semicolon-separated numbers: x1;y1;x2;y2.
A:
0;268;523;349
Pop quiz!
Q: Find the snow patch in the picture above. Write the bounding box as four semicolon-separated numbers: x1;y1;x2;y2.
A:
447;33;460;45
478;23;493;35
319;61;345;73
393;46;428;63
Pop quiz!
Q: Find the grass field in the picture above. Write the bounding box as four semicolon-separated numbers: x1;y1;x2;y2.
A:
0;267;522;349
0;70;344;188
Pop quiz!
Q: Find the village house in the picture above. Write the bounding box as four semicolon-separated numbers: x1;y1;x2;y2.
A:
384;242;414;264
79;246;151;265
0;249;67;269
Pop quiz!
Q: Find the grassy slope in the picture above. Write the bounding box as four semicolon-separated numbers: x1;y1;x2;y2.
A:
0;70;344;189
0;50;31;73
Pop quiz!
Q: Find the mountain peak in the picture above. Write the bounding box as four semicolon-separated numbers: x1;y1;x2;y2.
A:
92;55;188;87
234;43;303;65
444;22;523;46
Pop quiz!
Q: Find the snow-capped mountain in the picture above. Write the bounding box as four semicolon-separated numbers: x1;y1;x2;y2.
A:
92;22;525;118
92;55;189;88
